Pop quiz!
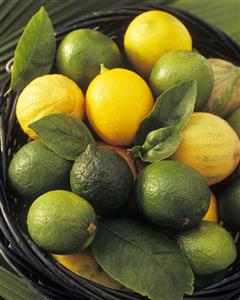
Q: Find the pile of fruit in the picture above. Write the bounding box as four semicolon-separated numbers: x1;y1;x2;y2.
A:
7;7;240;300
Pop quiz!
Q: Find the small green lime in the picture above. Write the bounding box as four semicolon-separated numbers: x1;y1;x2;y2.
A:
56;29;121;89
27;190;97;254
8;140;72;200
135;160;210;230
174;221;237;275
219;177;240;230
70;144;134;216
149;51;214;110
227;107;240;137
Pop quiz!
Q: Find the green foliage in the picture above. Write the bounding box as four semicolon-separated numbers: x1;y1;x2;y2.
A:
29;114;95;160
0;266;44;300
128;81;196;162
0;1;239;299
129;126;182;162
10;7;55;91
92;218;194;300
1;0;239;87
136;80;197;144
173;0;240;43
0;0;174;86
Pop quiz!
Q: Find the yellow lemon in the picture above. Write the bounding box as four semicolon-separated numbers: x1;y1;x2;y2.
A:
53;249;127;290
124;10;192;78
86;68;154;146
203;192;218;222
16;74;85;138
172;112;240;185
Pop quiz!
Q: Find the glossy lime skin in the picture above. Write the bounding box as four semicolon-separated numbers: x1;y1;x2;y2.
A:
8;140;72;200
56;29;121;89
70;144;134;216
175;221;237;275
150;51;214;111
27;190;97;254
135;160;210;230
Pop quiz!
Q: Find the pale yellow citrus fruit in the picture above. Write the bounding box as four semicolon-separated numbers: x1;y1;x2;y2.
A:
172;112;240;185
53;249;128;290
86;68;154;146
124;10;192;78
16;74;85;138
203;192;218;222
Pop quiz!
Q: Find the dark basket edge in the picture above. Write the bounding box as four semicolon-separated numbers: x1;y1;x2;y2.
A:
1;4;240;300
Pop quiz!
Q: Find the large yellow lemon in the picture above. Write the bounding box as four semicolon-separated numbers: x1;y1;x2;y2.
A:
16;74;85;139
172;112;240;185
124;10;192;78
86;68;154;146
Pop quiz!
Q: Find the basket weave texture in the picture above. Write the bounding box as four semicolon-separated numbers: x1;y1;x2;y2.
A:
1;4;240;300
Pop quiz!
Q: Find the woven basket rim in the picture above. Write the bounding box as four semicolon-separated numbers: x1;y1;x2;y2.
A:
1;4;240;300
4;3;240;73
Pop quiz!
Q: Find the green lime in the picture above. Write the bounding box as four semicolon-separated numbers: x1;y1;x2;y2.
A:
219;177;240;230
227;107;240;137
135;160;210;230
174;221;237;275
27;190;97;254
8;140;72;199
70;144;134;216
56;29;121;89
149;51;214;110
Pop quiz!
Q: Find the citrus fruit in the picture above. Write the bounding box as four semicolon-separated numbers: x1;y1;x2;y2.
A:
99;143;137;180
219;177;240;230
172;112;240;185
8;140;72;199
27;190;97;254
150;51;214;110
203;192;218;222
97;143;138;215
203;58;240;117
174;221;237;275
227;107;240;137
70;144;134;216
86;68;154;146
53;249;127;290
135;160;210;230
56;29;121;89
124;10;192;78
16;74;85;139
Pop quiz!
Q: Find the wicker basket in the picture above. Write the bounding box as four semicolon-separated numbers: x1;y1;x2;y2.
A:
1;4;240;300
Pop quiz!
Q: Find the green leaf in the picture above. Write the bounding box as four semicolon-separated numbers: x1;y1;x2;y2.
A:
29;114;95;160
136;80;197;145
172;0;240;43
129;126;182;162
92;218;194;300
127;145;142;160
10;6;56;91
1;0;239;88
0;266;45;300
